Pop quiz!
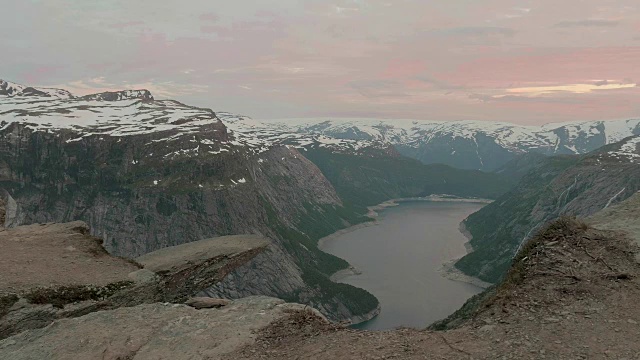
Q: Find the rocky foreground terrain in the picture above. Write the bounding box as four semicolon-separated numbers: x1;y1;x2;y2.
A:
0;218;270;341
1;193;639;359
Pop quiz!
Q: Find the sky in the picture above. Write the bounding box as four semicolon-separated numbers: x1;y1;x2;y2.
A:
3;0;640;124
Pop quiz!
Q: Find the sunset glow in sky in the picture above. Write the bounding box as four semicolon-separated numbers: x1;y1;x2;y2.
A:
4;0;640;124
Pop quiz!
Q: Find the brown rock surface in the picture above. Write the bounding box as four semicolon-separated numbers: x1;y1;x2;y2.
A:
0;224;271;340
136;234;269;273
0;297;315;360
0;221;139;296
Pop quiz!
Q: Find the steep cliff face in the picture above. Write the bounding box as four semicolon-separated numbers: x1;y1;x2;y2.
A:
0;82;378;322
455;136;640;283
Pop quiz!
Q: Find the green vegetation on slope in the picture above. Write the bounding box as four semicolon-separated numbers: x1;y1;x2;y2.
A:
303;147;516;212
260;196;378;317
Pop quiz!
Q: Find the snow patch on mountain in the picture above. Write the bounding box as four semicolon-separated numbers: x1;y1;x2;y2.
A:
0;80;227;142
0;96;221;138
606;136;640;163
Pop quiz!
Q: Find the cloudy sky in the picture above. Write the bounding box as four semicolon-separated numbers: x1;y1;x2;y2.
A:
3;0;640;124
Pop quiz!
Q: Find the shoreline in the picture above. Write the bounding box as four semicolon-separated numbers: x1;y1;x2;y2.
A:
318;195;494;324
329;266;363;282
437;259;493;289
438;221;494;289
458;220;476;254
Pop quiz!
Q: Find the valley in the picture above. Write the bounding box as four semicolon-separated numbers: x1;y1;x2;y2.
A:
1;79;639;359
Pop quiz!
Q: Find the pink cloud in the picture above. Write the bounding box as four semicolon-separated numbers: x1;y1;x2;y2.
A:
444;47;640;88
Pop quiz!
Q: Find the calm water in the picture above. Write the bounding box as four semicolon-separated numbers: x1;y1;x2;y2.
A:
320;200;485;330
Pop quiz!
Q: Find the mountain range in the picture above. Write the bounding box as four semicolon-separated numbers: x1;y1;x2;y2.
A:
224;115;640;171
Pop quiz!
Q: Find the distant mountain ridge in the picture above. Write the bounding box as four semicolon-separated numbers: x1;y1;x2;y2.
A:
251;117;640;171
0;79;73;99
0;79;149;101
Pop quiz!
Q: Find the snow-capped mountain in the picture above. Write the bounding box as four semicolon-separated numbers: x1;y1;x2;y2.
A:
2;79;639;171
0;79;238;161
0;79;73;99
217;114;640;170
0;79;384;322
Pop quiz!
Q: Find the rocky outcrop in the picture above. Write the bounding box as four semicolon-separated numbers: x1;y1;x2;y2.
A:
0;221;270;339
79;89;154;101
0;297;325;360
0;221;139;297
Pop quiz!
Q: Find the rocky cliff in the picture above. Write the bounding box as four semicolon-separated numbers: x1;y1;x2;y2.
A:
455;136;640;283
0;220;270;339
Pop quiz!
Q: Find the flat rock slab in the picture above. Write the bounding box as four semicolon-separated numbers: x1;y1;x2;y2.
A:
0;221;139;296
0;296;310;360
136;235;270;273
185;297;231;309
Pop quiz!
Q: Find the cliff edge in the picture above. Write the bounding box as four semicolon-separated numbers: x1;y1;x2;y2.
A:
0;221;269;340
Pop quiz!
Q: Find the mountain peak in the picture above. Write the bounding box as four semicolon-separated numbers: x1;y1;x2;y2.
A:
1;78;154;102
0;79;73;99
